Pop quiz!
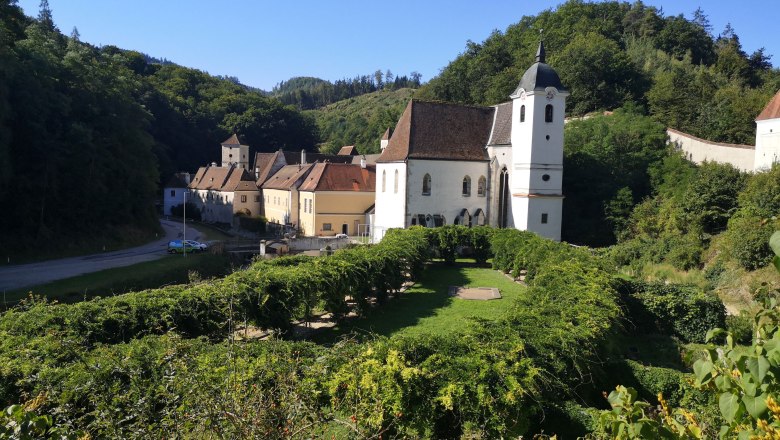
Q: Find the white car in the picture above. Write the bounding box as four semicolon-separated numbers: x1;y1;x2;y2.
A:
335;233;348;239
184;240;208;251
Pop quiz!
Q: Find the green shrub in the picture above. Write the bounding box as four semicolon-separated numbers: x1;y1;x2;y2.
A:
725;212;775;270
617;280;726;343
170;202;201;221
725;310;752;344
237;215;266;232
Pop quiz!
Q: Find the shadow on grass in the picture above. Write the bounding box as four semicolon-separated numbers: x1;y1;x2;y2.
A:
311;263;474;344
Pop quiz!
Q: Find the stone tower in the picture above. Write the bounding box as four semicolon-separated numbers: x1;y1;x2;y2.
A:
508;41;568;241
220;134;250;171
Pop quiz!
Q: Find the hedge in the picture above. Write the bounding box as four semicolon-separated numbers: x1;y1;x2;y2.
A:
0;226;708;438
615;279;726;343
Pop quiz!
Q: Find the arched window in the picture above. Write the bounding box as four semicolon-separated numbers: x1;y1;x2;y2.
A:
520;105;525;122
382;170;386;192
545;104;553;123
477;176;486;197
422;173;431;195
394;170;399;193
462;176;471;196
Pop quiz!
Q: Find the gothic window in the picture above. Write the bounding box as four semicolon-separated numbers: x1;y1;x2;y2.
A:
394;170;399;193
477;176;486;197
422;173;431;195
545;104;553;123
520;105;525;122
462;176;471;196
382;170;386;192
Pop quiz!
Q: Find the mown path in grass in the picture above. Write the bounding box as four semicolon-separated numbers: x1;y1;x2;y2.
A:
312;263;526;343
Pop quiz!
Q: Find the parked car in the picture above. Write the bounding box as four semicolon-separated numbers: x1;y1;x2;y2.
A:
335;233;348;239
184;240;208;251
167;239;206;254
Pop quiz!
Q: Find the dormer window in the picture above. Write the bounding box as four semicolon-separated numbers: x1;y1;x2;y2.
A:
520;105;525;122
545;104;553;123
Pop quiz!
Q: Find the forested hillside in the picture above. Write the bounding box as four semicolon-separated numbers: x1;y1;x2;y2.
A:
309;88;415;154
0;1;317;258
416;0;780;146
271;71;421;110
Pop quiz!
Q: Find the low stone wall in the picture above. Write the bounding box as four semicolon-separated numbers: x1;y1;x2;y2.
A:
667;128;755;172
286;236;350;251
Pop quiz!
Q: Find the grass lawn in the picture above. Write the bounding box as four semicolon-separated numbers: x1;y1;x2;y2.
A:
4;253;232;306
312;263;526;343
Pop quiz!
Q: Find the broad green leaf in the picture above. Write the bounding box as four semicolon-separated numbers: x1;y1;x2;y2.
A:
707;328;727;343
742;393;768;419
770;231;780;257
747;356;770;382
719;392;742;423
773;255;780;273
693;359;714;386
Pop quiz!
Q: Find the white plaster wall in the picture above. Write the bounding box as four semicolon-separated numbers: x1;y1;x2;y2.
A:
755;119;780;171
668;129;754;172
163;187;185;216
511;196;563;241
373;162;407;241
405;159;489;226
511;89;566;168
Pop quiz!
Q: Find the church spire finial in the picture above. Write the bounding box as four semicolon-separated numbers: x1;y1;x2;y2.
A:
536;29;546;63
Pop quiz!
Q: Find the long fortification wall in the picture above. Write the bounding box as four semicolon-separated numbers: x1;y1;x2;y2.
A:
667;128;754;172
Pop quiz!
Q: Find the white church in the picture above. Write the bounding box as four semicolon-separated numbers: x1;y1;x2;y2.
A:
373;41;568;241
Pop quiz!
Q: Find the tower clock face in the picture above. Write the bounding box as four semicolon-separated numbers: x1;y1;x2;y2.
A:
546;89;556;100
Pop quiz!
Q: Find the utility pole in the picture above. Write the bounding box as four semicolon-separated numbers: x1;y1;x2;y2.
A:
183;191;186;258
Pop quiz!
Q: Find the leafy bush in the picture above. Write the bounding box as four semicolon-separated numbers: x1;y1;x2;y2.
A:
725;212;775;270
237;215;266;232
617;280;726;343
170;202;201;221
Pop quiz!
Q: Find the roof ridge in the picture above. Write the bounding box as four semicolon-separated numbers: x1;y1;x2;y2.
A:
409;98;493;111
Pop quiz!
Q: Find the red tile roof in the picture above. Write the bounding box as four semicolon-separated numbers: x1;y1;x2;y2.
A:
488;102;512;146
189;165;256;191
261;164;314;190
381;128;392;140
337;145;358;156
757;90;780;121
221;133;245;146
299;163;376;192
377;100;493;163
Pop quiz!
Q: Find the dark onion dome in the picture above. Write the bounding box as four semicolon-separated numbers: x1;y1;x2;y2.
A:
517;41;567;92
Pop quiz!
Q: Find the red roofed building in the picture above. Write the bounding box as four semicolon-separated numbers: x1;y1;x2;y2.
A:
374;41;568;241
298;162;376;236
755;90;780;170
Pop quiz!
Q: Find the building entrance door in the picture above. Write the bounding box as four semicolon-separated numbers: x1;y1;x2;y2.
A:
342;223;348;234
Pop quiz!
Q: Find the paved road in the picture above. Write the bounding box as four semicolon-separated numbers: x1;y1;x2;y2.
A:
0;219;205;292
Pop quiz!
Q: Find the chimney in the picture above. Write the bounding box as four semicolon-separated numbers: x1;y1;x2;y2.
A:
360;155;367;169
380;139;389;150
183;173;191;184
300;149;306;164
255;167;260;179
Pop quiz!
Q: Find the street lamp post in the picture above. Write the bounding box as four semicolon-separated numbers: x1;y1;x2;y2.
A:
183;191;187;258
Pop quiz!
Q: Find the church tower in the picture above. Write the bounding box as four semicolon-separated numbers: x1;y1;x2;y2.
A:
508;41;568;241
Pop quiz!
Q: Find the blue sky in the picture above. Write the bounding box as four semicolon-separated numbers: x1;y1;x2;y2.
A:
16;0;779;91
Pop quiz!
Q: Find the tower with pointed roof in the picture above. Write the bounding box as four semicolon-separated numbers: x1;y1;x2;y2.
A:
507;40;568;241
221;134;250;171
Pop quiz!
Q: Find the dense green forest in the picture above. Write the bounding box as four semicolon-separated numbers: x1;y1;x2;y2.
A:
309;88;415;154
271;71;422;111
416;0;780;146
0;0;317;257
